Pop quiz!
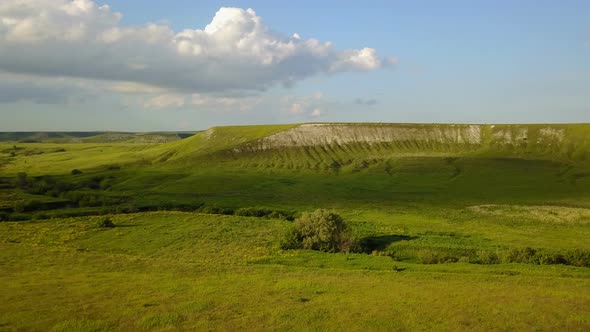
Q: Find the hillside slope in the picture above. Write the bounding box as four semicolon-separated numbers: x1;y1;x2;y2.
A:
157;123;590;168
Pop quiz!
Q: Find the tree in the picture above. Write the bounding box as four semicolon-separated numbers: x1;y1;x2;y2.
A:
282;209;348;252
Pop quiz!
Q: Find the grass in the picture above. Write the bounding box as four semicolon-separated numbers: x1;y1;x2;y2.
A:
0;212;589;331
0;123;590;330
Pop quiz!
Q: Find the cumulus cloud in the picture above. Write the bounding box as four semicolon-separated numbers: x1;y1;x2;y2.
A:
143;92;261;111
0;0;393;94
284;93;325;118
143;94;186;109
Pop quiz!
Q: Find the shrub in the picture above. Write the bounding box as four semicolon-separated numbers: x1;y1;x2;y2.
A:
0;212;9;221
416;249;440;264
268;211;285;219
97;217;115;228
503;247;537;264
340;236;363;253
283;209;349;253
235;207;272;217
564;249;590;267
71;169;82;175
279;226;302;250
198;206;231;215
474;250;500;265
535;252;567;265
220;208;234;215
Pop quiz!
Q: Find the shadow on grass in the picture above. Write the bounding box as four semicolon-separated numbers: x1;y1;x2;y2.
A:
111;224;139;228
360;235;417;252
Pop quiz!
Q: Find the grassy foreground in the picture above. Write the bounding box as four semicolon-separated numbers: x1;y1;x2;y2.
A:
1;212;589;331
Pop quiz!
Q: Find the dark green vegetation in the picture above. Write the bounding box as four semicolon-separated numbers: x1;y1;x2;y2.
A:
281;209;352;252
1;123;590;330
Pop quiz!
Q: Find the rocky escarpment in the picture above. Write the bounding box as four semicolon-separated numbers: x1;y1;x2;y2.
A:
257;124;482;148
227;123;586;158
170;123;590;166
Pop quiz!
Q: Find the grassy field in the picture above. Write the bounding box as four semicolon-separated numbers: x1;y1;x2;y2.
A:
1;212;589;331
0;123;589;330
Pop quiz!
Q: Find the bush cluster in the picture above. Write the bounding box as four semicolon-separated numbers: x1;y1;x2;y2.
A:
234;207;295;220
14;173;116;198
280;209;358;253
384;246;590;268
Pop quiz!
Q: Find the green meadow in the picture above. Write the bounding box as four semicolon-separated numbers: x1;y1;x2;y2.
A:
1;123;590;331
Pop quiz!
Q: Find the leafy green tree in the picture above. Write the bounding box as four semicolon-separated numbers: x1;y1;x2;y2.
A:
283;209;348;252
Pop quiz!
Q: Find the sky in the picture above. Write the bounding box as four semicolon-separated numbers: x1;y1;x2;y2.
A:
0;0;589;131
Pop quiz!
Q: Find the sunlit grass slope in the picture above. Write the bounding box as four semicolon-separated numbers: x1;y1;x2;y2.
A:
0;143;155;175
144;124;299;163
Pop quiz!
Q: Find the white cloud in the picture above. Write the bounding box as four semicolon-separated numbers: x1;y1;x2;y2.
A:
142;92;261;111
110;82;166;94
310;108;322;117
284;93;327;118
143;94;186;109
0;1;393;94
289;103;304;114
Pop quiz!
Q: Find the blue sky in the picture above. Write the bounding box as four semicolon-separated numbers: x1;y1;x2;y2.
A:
1;0;589;131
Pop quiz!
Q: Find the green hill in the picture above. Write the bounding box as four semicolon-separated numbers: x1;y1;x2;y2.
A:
150;123;590;168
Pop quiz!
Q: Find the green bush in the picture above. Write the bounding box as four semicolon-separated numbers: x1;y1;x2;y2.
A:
503;247;537;264
535;252;567;265
0;212;9;221
97;217;115;228
564;249;590;267
474;250;500;265
282;209;349;253
198;206;232;215
71;169;82;175
235;207;272;217
340;236;363;253
416;249;441;264
268;211;285;219
279;226;301;250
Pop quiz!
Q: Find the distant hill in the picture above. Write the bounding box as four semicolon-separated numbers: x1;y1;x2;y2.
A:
148;123;590;167
2;123;588;176
0;131;197;143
